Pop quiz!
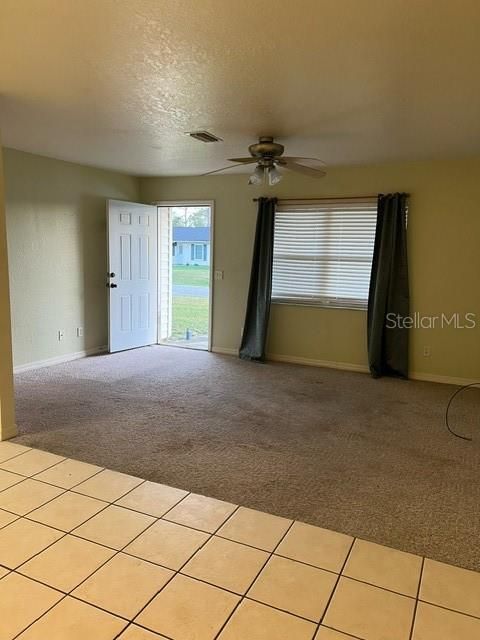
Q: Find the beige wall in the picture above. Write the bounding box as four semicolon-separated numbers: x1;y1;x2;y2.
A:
3;150;479;382
4;149;139;367
140;158;480;381
0;140;16;438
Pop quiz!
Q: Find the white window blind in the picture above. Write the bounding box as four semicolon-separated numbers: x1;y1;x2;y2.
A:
272;198;377;310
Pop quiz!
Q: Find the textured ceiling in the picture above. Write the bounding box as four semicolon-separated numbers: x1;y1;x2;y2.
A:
1;0;480;176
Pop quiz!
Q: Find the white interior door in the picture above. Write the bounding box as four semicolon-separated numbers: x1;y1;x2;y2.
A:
107;199;158;353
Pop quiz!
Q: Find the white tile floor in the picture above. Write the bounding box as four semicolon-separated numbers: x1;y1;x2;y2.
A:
0;441;479;639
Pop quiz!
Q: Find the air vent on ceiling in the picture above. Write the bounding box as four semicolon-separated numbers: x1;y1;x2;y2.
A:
187;130;222;143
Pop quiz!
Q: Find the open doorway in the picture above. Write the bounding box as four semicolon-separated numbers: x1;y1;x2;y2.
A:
157;202;213;351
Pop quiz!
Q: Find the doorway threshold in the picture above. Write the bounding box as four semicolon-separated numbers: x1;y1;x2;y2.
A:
160;336;209;351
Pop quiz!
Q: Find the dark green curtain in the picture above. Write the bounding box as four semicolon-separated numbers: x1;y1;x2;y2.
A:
239;197;277;362
367;193;409;378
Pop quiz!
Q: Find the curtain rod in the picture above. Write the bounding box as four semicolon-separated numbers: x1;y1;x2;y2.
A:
252;194;410;202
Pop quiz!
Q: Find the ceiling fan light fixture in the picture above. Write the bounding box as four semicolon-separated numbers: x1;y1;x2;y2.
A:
248;164;265;185
202;137;326;180
267;166;282;186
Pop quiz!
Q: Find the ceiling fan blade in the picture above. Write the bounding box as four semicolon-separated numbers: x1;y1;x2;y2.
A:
201;163;250;176
277;157;327;178
280;156;327;166
227;157;257;163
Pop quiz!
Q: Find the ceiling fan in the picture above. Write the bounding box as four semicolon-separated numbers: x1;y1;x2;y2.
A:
203;136;327;185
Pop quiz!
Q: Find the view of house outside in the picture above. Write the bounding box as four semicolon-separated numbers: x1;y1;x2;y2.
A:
170;206;211;348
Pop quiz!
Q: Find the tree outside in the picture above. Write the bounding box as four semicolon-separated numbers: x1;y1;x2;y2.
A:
171;206;210;228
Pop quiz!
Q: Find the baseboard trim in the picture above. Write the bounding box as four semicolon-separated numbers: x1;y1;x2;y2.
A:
212;348;477;386
267;353;370;374
271;355;478;386
211;348;370;373
14;343;478;387
409;372;480;387
211;346;239;356
14;345;108;374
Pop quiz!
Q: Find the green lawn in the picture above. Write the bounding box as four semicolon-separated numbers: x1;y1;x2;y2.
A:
171;296;209;338
172;265;210;286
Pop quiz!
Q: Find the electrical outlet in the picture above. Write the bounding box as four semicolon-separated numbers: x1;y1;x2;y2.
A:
214;270;224;281
58;330;65;341
76;327;84;338
423;346;431;357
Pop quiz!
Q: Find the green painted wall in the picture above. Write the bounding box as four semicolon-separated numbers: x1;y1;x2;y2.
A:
4;149;140;367
4;148;479;382
140;158;480;380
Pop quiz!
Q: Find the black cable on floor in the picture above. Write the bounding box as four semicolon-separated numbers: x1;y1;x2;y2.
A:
445;382;480;441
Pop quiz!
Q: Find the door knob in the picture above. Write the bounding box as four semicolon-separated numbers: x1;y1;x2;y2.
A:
107;272;116;278
109;283;118;288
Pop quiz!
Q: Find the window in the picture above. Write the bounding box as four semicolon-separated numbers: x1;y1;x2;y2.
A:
194;244;203;260
272;198;377;310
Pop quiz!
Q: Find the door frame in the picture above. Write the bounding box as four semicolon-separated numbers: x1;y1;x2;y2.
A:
153;200;215;352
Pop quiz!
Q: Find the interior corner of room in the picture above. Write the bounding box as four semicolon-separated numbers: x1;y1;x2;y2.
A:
3;147;480;384
2;4;480;635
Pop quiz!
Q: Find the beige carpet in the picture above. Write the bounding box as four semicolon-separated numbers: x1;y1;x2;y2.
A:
13;346;480;571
